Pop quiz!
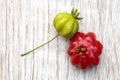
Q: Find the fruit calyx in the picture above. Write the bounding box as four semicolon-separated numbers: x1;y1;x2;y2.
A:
71;8;83;20
79;45;86;56
73;45;87;56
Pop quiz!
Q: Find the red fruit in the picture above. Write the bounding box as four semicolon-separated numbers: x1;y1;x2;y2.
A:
69;32;85;47
79;55;89;70
71;54;80;65
67;32;103;70
90;56;99;66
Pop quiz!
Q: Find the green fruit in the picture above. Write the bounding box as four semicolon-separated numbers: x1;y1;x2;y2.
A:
53;8;82;38
20;8;83;56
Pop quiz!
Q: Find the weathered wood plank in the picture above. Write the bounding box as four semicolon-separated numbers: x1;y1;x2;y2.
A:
0;0;120;80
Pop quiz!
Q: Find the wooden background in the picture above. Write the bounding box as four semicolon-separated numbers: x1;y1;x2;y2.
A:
0;0;120;80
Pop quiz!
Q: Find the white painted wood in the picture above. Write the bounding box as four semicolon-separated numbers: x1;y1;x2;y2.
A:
0;0;120;80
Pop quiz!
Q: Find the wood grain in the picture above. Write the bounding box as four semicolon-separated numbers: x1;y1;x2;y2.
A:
0;0;120;80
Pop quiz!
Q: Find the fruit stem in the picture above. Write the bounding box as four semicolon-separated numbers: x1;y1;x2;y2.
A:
21;34;59;56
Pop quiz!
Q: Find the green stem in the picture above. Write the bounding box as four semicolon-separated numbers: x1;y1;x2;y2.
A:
71;8;74;15
21;34;59;56
71;8;83;20
74;12;80;18
73;9;78;16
